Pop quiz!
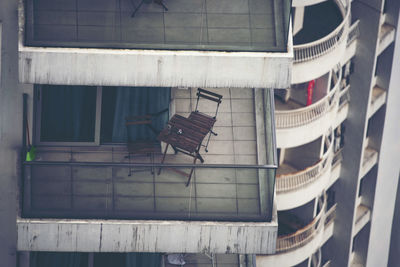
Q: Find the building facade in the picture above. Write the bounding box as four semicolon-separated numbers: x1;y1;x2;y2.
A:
0;0;399;267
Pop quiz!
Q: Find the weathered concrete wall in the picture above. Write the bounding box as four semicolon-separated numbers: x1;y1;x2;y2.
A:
19;47;292;89
17;218;278;254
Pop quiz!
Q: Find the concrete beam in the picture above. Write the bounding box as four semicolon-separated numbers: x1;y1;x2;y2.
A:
17;218;278;254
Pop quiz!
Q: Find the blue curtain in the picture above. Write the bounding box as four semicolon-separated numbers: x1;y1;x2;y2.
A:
30;252;84;267
101;87;170;143
40;85;97;142
126;253;161;267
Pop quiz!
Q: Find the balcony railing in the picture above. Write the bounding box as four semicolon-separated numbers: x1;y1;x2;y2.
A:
338;84;351;109
324;203;337;227
276;133;333;192
347;20;360;46
275;80;339;129
22;159;276;222
293;0;350;63
276;196;326;252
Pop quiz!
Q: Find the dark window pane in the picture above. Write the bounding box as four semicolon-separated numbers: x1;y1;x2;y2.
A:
126;253;161;267
40;85;97;142
93;253;125;267
30;252;88;267
100;87;170;143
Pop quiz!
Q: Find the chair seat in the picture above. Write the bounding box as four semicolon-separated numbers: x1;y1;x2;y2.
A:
127;141;161;154
188;111;216;129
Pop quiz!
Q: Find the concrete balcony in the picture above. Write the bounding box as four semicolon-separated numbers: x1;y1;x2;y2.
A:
377;23;396;55
275;74;340;148
367;85;387;119
276;133;333;210
256;196;327;267
360;146;378;179
353;204;371;237
292;0;350;84
17;88;279;255
18;0;292;89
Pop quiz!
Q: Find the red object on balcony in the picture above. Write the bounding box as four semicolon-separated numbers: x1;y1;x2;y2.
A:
307;80;315;106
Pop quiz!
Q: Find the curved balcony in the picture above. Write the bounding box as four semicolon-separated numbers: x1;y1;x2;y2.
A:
276;132;333;210
292;0;350;84
257;196;326;266
276;71;340;148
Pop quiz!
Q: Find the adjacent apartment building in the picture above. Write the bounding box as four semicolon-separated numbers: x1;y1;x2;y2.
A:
0;0;399;266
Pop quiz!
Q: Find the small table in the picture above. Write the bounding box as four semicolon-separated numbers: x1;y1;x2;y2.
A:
157;114;216;186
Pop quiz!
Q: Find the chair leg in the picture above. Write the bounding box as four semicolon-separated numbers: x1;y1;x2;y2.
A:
204;128;217;153
158;143;169;175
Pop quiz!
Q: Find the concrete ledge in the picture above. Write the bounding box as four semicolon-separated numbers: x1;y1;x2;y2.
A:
19;46;292;89
17;217;277;254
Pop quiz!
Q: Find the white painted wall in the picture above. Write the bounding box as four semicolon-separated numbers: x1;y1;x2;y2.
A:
17;218;278;254
365;8;400;267
18;46;293;89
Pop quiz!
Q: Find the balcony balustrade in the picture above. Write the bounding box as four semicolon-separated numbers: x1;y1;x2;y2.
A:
276;135;333;193
256;195;328;266
275;73;340;148
323;203;337;243
22;157;275;222
276;195;326;253
347;20;360;47
275;87;338;130
19;152;278;254
292;0;350;83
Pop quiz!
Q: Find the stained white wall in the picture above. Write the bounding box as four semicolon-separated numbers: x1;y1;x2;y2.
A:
366;7;400;267
17;218;278;254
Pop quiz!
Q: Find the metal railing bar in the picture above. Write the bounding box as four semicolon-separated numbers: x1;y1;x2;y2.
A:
23;161;277;169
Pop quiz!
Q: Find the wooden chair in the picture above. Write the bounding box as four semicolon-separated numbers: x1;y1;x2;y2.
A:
157;88;223;186
188;88;223;153
125;115;161;176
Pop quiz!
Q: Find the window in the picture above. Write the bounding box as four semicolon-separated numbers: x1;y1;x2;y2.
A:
39;85;98;143
35;85;171;145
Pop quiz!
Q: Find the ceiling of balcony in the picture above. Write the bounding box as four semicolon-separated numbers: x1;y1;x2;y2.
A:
26;0;290;52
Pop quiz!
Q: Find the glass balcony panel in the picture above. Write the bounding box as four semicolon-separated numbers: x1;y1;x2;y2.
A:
23;162;274;221
25;0;291;52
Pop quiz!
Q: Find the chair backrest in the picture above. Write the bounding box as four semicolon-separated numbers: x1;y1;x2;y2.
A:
194;88;223;118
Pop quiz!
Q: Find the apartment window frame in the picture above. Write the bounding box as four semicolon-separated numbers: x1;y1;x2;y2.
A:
34;85;172;146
